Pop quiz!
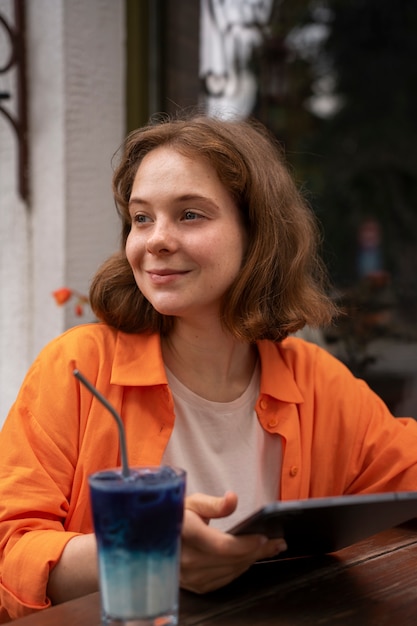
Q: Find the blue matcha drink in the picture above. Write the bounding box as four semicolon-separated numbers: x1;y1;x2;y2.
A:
89;466;186;625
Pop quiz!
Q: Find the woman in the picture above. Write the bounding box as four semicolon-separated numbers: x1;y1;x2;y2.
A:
1;114;417;622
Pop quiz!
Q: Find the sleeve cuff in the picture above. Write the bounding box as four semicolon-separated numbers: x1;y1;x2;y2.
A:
1;529;81;621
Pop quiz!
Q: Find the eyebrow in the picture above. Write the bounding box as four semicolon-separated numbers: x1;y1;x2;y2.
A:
128;194;220;211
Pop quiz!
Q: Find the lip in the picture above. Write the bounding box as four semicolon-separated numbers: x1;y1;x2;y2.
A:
146;269;189;285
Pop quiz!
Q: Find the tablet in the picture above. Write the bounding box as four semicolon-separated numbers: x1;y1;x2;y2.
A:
228;491;417;558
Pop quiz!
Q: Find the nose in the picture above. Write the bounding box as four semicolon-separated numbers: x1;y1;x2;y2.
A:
146;219;177;255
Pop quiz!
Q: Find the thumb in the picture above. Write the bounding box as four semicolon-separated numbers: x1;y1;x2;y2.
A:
185;491;238;523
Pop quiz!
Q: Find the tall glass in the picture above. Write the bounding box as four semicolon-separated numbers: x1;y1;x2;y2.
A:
89;465;186;626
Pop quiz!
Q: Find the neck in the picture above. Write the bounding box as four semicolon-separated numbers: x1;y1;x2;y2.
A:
161;319;258;402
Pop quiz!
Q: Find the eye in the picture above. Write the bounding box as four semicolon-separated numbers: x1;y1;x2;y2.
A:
183;210;201;221
133;213;151;224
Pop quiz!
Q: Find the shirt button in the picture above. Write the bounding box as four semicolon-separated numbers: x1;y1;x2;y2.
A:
290;466;299;477
268;418;278;428
259;399;268;410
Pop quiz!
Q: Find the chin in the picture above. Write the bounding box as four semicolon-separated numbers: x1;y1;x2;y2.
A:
150;302;186;317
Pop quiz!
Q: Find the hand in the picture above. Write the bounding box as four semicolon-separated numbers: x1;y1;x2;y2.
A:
180;491;287;594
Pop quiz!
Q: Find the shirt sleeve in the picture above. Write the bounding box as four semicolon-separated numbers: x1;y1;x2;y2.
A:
310;343;417;495
345;379;417;493
0;348;84;621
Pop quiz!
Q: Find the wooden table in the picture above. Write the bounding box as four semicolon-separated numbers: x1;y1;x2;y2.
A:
11;520;417;625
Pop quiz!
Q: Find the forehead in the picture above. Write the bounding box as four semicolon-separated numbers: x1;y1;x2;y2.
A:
131;146;223;194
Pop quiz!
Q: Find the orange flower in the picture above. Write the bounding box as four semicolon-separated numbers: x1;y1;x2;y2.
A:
52;287;73;306
52;287;89;316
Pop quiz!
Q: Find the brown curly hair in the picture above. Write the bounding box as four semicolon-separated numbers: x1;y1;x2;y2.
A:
90;113;337;342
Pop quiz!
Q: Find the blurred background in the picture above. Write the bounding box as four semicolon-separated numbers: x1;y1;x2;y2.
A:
1;0;416;423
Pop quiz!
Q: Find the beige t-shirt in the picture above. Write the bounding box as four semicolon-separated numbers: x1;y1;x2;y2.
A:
161;363;282;531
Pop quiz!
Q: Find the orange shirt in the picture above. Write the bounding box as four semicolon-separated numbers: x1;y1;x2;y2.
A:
1;323;417;621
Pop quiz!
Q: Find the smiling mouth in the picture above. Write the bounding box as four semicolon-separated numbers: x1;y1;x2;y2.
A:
147;269;188;276
147;269;189;284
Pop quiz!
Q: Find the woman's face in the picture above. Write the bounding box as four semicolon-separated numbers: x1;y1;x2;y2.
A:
126;146;247;324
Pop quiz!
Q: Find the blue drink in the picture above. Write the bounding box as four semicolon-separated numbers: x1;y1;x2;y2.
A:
89;466;186;626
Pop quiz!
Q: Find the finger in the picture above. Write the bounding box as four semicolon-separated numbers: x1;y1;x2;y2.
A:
255;537;288;562
181;537;288;594
185;491;238;522
182;508;268;556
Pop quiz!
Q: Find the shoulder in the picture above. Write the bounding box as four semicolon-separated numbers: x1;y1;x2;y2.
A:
260;335;347;373
15;324;120;397
279;335;339;365
37;322;119;362
258;337;394;440
258;335;363;397
31;324;162;386
53;321;118;347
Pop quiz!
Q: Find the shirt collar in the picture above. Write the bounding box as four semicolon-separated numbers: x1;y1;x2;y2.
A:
257;339;304;404
111;331;168;386
110;331;304;404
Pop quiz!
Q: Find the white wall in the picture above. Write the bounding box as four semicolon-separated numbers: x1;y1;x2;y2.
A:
0;0;125;425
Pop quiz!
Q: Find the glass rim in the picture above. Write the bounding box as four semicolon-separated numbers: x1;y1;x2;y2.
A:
88;465;186;487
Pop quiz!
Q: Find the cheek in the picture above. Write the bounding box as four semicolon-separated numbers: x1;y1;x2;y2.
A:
209;232;245;279
125;233;141;267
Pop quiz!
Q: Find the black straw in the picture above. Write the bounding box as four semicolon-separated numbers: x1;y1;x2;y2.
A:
73;369;130;479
